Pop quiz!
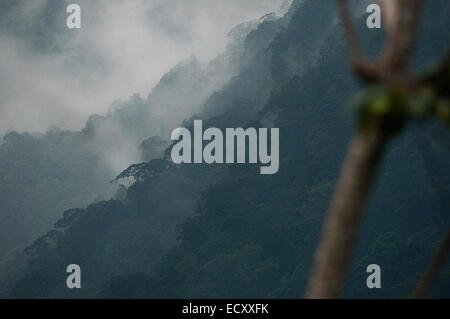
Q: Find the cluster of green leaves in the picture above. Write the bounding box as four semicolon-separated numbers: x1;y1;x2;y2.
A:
353;60;450;137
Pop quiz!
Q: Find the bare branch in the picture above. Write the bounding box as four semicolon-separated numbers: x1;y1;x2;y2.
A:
336;0;380;82
380;0;424;72
337;0;363;62
411;231;450;298
337;0;425;83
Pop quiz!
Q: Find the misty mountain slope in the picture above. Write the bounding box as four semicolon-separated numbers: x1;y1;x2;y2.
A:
4;0;450;299
0;61;223;295
0;2;280;279
0;0;289;134
0;0;310;297
0;2;297;297
0;130;115;269
100;0;449;299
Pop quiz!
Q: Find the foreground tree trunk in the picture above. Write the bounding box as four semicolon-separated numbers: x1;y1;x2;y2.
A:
306;131;387;298
305;0;432;299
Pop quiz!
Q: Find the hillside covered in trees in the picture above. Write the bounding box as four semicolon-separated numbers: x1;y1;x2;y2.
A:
0;0;449;298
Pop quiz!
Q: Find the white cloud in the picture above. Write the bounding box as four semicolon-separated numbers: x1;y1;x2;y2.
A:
0;0;285;134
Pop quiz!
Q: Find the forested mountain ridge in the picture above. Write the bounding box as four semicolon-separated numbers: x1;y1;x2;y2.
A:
0;0;259;278
0;0;295;296
2;0;450;298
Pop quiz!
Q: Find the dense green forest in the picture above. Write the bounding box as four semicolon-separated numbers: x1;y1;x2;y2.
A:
0;0;449;298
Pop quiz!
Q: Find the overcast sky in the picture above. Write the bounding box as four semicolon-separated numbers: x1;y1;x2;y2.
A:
0;0;288;134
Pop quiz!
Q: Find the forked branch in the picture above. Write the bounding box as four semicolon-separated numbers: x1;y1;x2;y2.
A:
306;0;427;299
